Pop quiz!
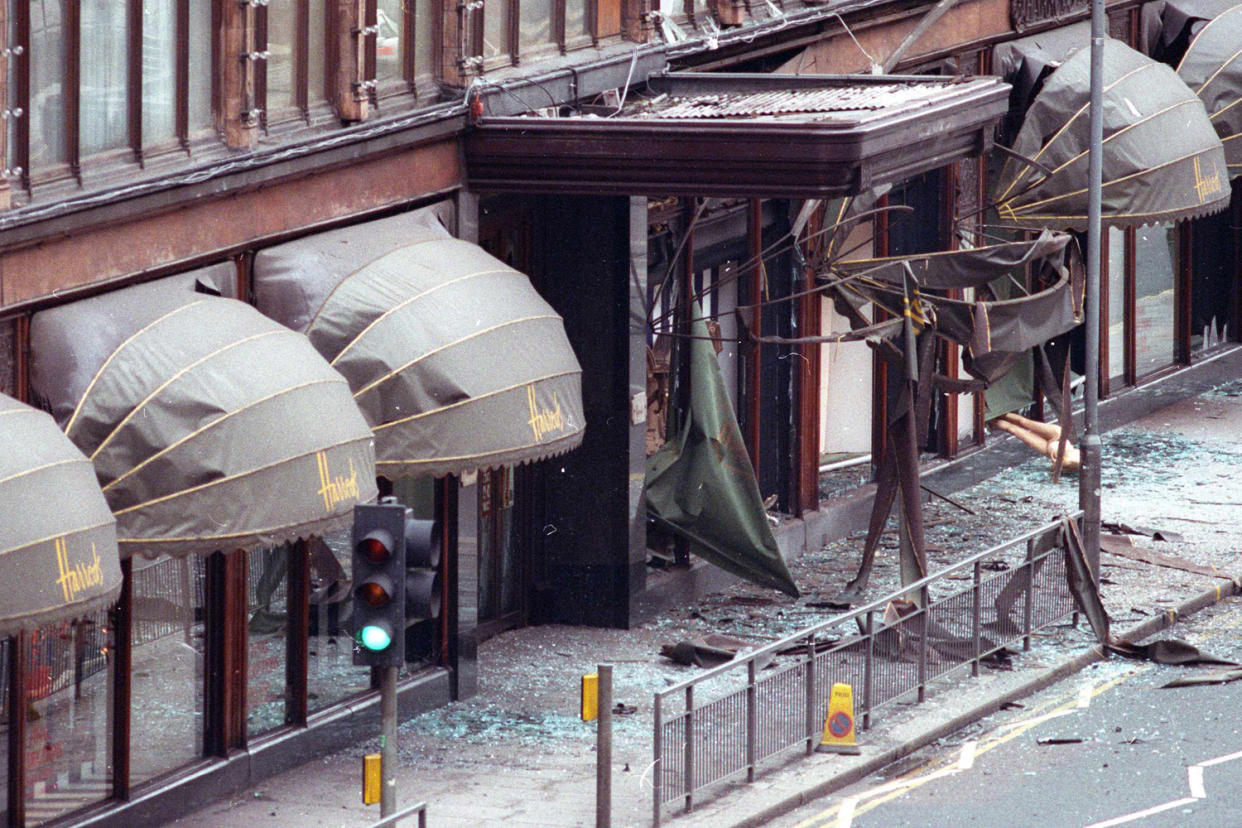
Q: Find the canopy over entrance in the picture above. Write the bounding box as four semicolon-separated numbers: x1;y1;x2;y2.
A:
466;72;1010;198
994;39;1230;229
30;275;377;557
253;209;585;480
0;394;122;635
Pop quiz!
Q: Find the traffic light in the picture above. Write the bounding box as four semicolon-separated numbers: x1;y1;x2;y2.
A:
351;502;444;667
403;516;442;664
351;503;407;667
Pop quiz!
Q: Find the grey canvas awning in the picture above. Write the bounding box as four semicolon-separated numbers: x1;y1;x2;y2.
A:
253;209;585;480
995;39;1231;229
0;394;122;635
30;275;378;557
466;73;1010;198
826;231;1080;384
1162;1;1242;177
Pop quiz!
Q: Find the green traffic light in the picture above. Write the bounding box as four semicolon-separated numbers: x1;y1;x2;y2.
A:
358;624;393;651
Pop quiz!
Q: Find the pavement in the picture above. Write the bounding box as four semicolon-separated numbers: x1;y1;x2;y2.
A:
168;347;1242;828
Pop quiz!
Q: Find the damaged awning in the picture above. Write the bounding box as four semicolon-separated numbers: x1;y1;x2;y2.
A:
0;393;122;634
466;73;1010;198
646;309;799;597
1159;0;1242;177
994;38;1231;229
30;275;377;557
253;209;585;480
826;231;1081;383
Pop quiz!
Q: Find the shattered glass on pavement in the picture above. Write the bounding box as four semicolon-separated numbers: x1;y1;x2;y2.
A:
356;378;1242;815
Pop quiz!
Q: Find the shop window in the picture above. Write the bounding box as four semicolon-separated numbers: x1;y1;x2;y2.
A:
1133;223;1178;377
24;614;114;826
10;0;214;190
1107;227;1127;383
129;555;207;786
306;529;373;713
1188;194;1239;353
247;544;291;736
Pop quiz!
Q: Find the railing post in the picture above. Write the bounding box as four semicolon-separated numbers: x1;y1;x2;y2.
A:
917;585;929;703
746;659;757;782
805;632;816;753
684;685;694;813
653;693;663;828
972;560;982;677
1024;538;1036;651
863;610;874;730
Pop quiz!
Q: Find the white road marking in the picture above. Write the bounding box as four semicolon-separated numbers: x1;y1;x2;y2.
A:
1083;797;1199;828
1083;745;1242;826
957;740;977;771
1199;748;1242;768
835;796;857;828
1187;765;1206;799
1077;685;1094;709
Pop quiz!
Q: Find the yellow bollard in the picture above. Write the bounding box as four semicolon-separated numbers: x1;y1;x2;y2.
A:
582;673;599;721
362;753;382;804
816;682;861;755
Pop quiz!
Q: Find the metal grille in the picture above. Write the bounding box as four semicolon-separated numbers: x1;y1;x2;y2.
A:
639;83;956;120
652;514;1082;825
132;555;207;646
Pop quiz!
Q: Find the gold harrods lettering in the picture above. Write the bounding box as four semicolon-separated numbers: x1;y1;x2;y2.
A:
56;538;104;604
317;452;361;513
527;385;566;443
1194;156;1223;204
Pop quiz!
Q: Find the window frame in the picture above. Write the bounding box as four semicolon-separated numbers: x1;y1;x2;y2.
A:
8;0;209;194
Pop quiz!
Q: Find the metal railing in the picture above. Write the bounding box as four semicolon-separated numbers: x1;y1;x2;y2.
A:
652;513;1082;825
367;801;429;828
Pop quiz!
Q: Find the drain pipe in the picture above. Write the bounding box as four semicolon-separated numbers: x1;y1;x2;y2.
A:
1079;0;1104;580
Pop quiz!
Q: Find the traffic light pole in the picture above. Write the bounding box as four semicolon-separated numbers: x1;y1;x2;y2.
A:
381;665;398;817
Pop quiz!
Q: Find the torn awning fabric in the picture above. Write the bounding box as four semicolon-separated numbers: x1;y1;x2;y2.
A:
645;310;799;598
253;209;585;480
994;38;1231;229
826;231;1081;384
29;275;377;558
0;394;122;635
1161;1;1242;178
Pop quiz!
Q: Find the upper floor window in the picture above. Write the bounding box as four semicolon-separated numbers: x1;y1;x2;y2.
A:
473;0;599;71
261;0;331;129
10;0;213;188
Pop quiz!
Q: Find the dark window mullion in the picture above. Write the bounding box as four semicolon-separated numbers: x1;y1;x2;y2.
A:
403;0;416;84
508;0;519;65
12;1;29;189
176;0;189;148
255;3;268;131
324;0;337;104
554;0;565;53
364;0;377;104
66;0;81;179
111;559;134;801
128;0;143;161
285;542;310;727
7;633;27;828
296;0;309;115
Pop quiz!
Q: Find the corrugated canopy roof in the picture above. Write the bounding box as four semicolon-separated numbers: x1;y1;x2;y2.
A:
466;72;1010;198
